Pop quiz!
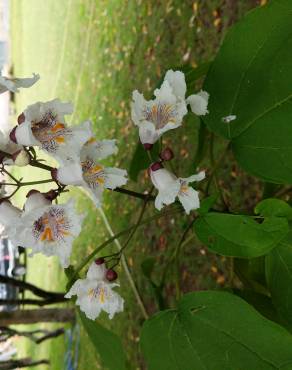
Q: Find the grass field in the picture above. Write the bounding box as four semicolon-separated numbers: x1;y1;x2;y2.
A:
9;0;259;369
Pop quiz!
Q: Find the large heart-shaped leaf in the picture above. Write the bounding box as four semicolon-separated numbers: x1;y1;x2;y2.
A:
203;0;292;183
194;212;288;258
141;291;292;370
79;312;128;370
266;233;292;330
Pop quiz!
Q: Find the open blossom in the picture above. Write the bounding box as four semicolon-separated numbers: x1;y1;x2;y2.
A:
0;193;84;267
131;70;209;146
0;73;39;94
149;164;205;214
55;137;127;206
131;70;188;146
65;262;124;320
0;129;29;167
12;99;92;163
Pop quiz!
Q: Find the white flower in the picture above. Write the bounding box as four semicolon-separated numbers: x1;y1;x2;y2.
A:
55;137;127;206
131;71;188;145
0;200;21;228
186;90;209;116
0;129;27;166
222;115;237;123
65;262;124;320
150;165;205;214
11;193;84;268
13;99;92;163
0;73;39;94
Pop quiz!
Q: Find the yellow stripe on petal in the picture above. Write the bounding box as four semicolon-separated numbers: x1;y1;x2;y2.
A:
51;122;65;132
55;136;65;143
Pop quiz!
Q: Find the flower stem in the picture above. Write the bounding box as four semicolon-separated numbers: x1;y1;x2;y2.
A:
98;207;149;319
113;187;154;201
69;206;182;286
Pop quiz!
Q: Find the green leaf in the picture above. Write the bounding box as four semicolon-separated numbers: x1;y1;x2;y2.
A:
194;212;288;258
79;311;128;370
203;0;292;183
196;194;218;216
141;291;292;370
255;198;292;221
266;232;292;329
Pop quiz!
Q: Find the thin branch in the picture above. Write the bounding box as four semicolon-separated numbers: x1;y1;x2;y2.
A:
0;275;65;299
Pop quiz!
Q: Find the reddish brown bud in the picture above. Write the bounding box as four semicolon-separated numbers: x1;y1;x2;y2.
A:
95;257;105;265
17;112;25;125
159;147;174;161
106;269;118;282
9;126;18;144
150;161;163;172
26;189;40;198
143;143;153;151
51;168;59;182
44;190;58;201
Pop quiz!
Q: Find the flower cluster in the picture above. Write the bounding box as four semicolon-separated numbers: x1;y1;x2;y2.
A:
0;69;208;321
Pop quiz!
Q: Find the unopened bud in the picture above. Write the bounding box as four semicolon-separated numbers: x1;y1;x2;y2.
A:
12;150;30;167
150;161;163;172
44;189;59;201
143;143;153;151
95;257;105;265
159;147;174;161
17;113;25;125
26;189;40;198
9;126;18;144
51;168;59;182
106;269;118;282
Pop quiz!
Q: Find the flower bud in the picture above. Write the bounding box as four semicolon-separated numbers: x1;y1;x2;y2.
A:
159;147;174;161
26;189;40;198
51;168;59;182
12;150;30;167
143;143;153;151
95;257;105;265
17;112;25;125
106;269;118;282
9;126;18;144
44;189;58;201
150;161;163;172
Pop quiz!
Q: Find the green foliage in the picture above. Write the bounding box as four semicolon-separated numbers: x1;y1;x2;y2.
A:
203;0;292;183
141;291;292;370
266;232;292;329
194;212;288;258
79;311;128;370
255;198;292;220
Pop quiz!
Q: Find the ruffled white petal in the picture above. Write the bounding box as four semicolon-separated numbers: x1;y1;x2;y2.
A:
0;73;39;94
15;121;39;146
0;201;21;227
86;263;106;281
56;162;84;186
178;186;200;214
187;90;209;116
181;171;206;184
154;182;180;211
24;193;51;214
104;167;128;190
81;139;118;162
164;69;186;99
137;121;160;145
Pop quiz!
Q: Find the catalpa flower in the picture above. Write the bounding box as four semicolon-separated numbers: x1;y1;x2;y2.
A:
131;70;188;146
12;99;92;163
0;73;39;94
55;137;127;206
131;70;209;147
149;163;205;214
6;192;84;268
65;261;124;320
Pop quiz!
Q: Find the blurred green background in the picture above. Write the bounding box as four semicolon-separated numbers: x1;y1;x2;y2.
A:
10;0;259;368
